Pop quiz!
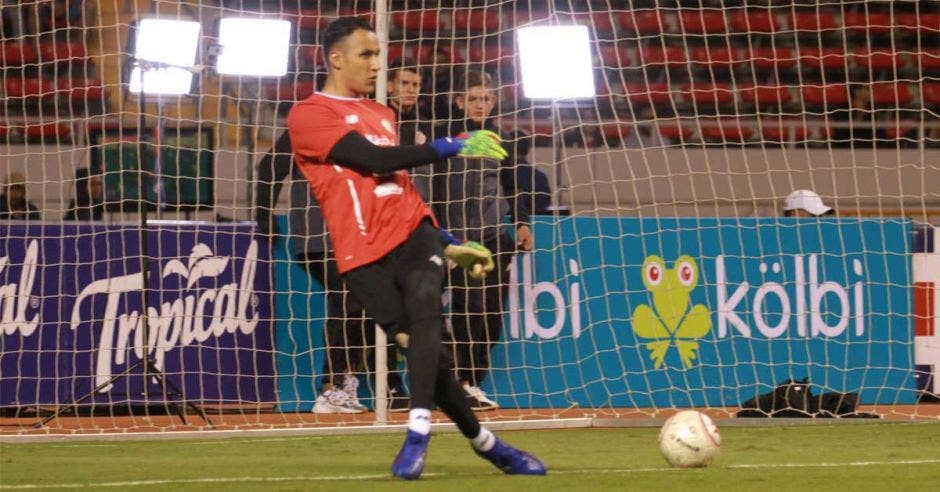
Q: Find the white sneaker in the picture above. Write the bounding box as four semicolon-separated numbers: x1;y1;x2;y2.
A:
463;384;499;411
341;374;369;413
312;389;366;414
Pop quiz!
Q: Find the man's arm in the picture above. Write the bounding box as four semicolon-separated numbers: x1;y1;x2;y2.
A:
254;131;293;236
327;131;439;174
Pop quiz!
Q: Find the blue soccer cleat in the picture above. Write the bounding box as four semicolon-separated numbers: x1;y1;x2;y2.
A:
475;438;547;475
392;430;430;480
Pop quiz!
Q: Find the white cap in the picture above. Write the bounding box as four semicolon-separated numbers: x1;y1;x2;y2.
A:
784;189;832;216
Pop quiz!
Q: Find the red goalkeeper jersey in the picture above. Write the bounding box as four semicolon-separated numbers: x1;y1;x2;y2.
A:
287;92;434;273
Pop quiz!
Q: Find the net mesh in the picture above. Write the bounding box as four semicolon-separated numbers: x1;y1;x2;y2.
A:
1;0;938;434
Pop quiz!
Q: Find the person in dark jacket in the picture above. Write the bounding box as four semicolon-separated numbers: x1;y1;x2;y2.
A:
431;69;533;410
255;131;409;413
0;172;41;220
63;167;104;221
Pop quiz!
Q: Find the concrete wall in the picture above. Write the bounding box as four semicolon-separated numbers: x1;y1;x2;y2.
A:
4;144;939;223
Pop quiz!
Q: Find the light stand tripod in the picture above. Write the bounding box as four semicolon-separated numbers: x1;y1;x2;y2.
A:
38;61;212;428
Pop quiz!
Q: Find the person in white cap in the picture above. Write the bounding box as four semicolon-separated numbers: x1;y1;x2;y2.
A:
783;189;834;217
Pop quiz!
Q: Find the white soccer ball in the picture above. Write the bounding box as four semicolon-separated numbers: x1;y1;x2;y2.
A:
658;410;721;468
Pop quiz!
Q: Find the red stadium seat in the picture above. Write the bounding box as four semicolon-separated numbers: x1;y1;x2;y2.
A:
0;124;8;139
852;48;905;71
730;11;780;33
453;9;500;33
897;12;940;34
683;82;734;105
269;80;315;101
638;45;686;67
739;85;793;106
624;82;673;105
884;124;917;141
922;83;940;106
393;11;442;33
918;49;940;71
39;41;87;62
800;84;850;107
842;11;892;33
798;47;848;70
701;125;754;142
386;43;405;63
509;10;550;29
789;11;837;32
4;77;53;99
678;10;727;34
598;44;633;68
870;82;912;107
294;9;327;30
2;42;38;65
298;45;323;66
657;125;692;141
58;78;106;102
601;124;634;144
24;123;70;140
414;44;465;65
746;47;797;70
690;46;738;67
467;44;510;66
761;122;808;142
619;11;666;34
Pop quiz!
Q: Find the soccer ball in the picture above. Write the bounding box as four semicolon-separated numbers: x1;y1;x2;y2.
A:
658;410;721;468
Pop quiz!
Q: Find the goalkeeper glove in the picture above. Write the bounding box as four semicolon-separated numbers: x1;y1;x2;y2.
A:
430;130;508;161
444;241;495;280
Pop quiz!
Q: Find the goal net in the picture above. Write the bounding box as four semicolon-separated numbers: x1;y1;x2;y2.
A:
1;0;938;435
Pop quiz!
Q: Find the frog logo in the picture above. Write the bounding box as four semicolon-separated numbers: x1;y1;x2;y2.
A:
631;255;712;369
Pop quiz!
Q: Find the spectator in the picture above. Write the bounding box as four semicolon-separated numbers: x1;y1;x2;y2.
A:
63;168;104;221
0;173;41;221
783;189;835;218
511;131;553;215
255;131;383;414
431;69;533;410
388;57;430;145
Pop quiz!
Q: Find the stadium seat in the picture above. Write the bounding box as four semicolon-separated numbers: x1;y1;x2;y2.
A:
678;10;727;34
897;12;940;34
852;48;905;71
57;78;106;102
453;9;500;33
870;82;912;107
2;41;38;65
619;11;666;34
466;44;508;66
746;47;797;70
729;10;780;33
701;124;754;142
738;84;793;106
598;44;633;68
298;45;323;66
788;11;837;32
657;125;692;141
638;45;686;67
4;77;53;99
842;11;892;34
393;11;442;33
690;46;738;68
294;9;327;30
0;124;8;139
883;124;917;141
38;41;86;63
414;43;465;65
269;80;315;101
24;123;70;140
922;83;940;106
624;82;673;105
386;43;405;63
601;124;634;146
800;84;850;107
761;122;808;142
798;47;848;70
918;49;940;71
683;82;734;105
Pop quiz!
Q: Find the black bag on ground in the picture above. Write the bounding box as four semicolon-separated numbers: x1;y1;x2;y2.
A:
737;378;879;418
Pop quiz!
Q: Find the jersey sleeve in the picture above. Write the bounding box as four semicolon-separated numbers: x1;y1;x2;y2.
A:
286;99;353;162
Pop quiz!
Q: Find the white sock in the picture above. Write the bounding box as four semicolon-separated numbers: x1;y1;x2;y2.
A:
408;408;432;435
470;427;496;452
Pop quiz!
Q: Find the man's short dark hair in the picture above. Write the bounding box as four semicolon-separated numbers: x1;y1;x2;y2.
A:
457;69;494;93
322;16;374;61
388;57;419;80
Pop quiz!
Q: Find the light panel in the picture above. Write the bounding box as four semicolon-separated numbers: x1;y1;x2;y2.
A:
216;18;291;76
517;26;595;99
130;18;201;95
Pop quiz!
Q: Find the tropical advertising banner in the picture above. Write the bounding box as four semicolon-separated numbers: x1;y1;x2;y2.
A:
0;223;275;407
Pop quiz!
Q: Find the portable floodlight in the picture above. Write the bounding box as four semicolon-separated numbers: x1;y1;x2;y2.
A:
216;18;291;76
129;18;201;95
517;25;595;99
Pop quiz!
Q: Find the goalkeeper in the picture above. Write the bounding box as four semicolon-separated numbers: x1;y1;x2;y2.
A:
287;17;545;480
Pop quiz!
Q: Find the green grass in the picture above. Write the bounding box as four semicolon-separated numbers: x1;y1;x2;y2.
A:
1;423;939;491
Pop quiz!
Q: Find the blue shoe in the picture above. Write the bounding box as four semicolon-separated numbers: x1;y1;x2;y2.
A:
475;438;547;475
392;430;430;479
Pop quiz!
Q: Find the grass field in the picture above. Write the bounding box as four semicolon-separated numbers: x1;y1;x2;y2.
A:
1;422;939;491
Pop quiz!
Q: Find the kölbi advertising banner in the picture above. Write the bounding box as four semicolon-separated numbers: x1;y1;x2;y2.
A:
0;223;275;407
486;217;917;408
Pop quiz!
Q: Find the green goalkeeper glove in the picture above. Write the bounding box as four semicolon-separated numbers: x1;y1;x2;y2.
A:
431;130;508;161
444;241;495;280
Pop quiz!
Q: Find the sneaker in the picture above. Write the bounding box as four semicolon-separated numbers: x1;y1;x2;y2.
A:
388;387;410;413
312;389;366;414
341;374;369;413
463;384;499;411
475;438;547;475
392;430;430;479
